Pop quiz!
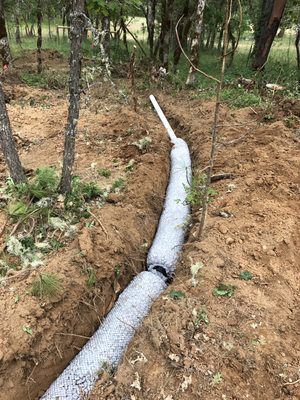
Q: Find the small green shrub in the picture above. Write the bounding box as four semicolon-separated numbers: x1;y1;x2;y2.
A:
111;178;126;193
213;283;236;297
184;174;217;207
98;168;111;178
221;88;262;108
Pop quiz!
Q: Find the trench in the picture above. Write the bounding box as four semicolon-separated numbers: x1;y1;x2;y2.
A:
37;96;192;399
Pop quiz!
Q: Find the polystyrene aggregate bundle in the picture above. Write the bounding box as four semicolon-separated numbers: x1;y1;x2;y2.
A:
40;271;166;400
147;137;191;278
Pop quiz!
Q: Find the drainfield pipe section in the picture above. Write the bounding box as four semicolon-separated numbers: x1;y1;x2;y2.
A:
40;272;166;399
40;96;191;400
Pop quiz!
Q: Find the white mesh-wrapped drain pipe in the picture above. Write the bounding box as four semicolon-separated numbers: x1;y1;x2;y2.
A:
147;96;192;279
40;96;191;400
40;272;166;399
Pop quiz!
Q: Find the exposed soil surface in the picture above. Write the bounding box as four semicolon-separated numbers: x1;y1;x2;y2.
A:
0;52;300;400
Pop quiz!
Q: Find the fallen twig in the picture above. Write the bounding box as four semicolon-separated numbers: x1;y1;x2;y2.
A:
88;210;108;238
282;378;300;386
211;173;234;182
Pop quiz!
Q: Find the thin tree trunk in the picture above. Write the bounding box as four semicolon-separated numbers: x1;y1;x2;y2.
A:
146;0;156;59
159;0;174;70
209;26;217;49
0;0;12;67
296;26;300;70
101;15;110;57
217;25;223;51
186;0;206;85
173;0;190;69
59;0;85;194
0;83;25;183
15;0;21;44
228;22;236;66
252;0;287;70
120;17;129;55
37;0;42;74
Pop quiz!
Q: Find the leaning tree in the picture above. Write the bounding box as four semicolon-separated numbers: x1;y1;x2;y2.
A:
252;0;288;70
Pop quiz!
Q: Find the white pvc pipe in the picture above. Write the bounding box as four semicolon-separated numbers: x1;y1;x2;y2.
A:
149;95;177;143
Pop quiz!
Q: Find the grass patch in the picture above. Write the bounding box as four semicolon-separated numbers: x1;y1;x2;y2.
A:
31;273;62;298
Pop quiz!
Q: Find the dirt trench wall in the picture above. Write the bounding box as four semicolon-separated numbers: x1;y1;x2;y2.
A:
0;94;171;400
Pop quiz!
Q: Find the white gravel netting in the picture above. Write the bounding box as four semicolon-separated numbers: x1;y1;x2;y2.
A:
147;137;192;277
40;271;166;400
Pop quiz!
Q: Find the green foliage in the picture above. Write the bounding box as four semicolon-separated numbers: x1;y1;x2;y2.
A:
212;372;223;385
98;168;111;178
213;283;236;297
114;264;121;279
20;70;68;90
65;176;103;212
22;326;33;335
133;137;152;152
31;273;62;298
220;88;262;108
1;167;103;275
193;308;209;327
239;271;253;281
87;268;97;287
184;174;217;207
111;178;126;193
169;290;186;300
7;166;58;202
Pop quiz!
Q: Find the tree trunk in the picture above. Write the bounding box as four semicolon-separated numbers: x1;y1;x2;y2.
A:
217;25;223;51
37;0;42;74
186;0;206;85
146;0;156;59
159;0;174;70
173;0;190;69
101;14;110;59
208;26;217;49
0;83;25;183
59;0;85;194
15;16;21;44
15;0;21;44
0;0;12;67
252;0;287;70
228;22;236;66
120;17;129;55
296;26;300;70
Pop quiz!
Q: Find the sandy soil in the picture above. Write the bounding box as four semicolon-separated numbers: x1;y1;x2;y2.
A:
0;52;300;400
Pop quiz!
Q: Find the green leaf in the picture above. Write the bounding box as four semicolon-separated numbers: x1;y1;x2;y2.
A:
239;271;253;281
7;201;28;217
213;283;236;297
170;290;186;300
212;372;223;385
22;326;33;335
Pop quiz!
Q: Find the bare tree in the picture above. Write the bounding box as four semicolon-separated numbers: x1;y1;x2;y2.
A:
15;0;21;44
37;0;43;74
296;18;300;71
0;0;12;67
252;0;287;70
59;0;85;194
159;0;174;70
186;0;206;85
146;0;156;59
0;82;25;183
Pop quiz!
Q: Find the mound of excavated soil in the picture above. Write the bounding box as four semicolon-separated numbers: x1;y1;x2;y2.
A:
88;93;300;400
